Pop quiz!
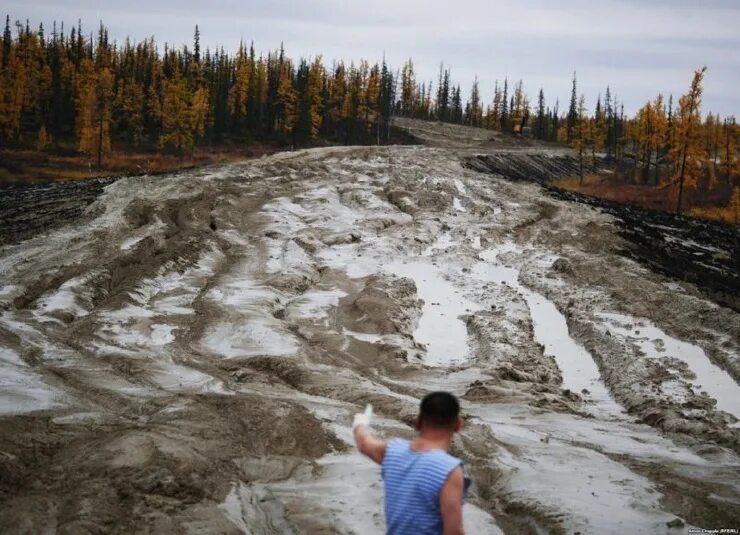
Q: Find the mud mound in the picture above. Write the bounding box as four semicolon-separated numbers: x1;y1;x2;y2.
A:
0;177;117;246
548;187;740;311
463;153;607;183
0;395;338;533
465;152;740;311
340;275;420;335
2;142;739;532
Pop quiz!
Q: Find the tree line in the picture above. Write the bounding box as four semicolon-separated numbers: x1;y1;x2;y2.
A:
0;18;396;163
563;68;738;216
1;17;737;218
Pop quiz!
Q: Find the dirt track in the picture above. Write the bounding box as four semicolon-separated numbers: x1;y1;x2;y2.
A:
1;120;739;533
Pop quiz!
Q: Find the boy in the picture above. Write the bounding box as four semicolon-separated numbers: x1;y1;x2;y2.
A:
352;391;468;535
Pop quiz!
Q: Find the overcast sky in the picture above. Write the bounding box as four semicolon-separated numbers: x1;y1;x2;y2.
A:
6;0;740;116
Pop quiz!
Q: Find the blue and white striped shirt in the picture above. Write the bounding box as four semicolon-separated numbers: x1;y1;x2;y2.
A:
381;438;468;535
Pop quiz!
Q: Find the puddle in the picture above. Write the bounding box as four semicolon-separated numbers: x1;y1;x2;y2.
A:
202;317;299;358
286;289;346;320
599;312;740;420
454;178;467;194
473;245;623;416
0;347;64;414
385;261;480;366
470;402;694;533
422;232;454;256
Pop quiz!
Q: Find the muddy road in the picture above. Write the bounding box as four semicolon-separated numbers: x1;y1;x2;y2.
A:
1;121;739;533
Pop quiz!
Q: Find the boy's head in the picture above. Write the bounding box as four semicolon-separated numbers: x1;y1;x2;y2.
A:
417;391;462;433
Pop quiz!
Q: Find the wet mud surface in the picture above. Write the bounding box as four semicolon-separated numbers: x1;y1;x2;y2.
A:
464;154;740;311
0;121;739;533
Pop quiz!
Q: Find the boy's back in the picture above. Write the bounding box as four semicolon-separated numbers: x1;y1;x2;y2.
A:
353;392;468;535
382;438;464;535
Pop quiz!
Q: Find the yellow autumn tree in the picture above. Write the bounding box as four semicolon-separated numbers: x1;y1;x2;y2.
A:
191;86;210;143
275;60;296;137
720;117;738;185
510;80;528;134
115;78;145;147
730;186;740;224
400;59;415;117
591;98;607;162
228;43;250;131
327;63;347;133
649;95;667;185
36;124;50;150
159;71;193;153
669;67;706;215
76;60;113;166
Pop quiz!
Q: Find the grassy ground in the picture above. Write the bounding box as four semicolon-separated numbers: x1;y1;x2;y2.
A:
553;174;738;225
0;144;281;185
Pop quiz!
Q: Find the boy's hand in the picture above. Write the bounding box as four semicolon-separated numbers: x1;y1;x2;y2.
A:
352;404;373;431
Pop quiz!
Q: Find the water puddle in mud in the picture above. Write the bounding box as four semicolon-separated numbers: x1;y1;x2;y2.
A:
385;261;480;366
454;178;467;194
386;237;628;412
422;232;454;256
473;245;623;416
469;403;694;533
0;347;64;414
599;312;740;421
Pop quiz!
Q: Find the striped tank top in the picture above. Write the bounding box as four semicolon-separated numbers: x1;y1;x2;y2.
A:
381;438;469;535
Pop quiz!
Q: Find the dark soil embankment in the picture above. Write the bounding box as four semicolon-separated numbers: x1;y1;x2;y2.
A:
0;177;117;246
463;152;608;183
464;154;740;312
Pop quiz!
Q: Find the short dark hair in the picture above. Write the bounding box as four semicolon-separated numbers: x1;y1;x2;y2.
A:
419;391;460;428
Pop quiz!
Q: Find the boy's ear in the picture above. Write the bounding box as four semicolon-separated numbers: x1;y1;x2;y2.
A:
415;415;422;430
453;418;462;432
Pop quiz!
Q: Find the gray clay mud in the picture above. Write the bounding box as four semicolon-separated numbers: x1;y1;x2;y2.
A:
0;122;739;533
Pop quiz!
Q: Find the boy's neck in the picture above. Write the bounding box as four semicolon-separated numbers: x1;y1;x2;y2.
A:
411;428;454;452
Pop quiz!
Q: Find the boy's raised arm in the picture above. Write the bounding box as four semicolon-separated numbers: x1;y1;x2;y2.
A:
352;405;387;464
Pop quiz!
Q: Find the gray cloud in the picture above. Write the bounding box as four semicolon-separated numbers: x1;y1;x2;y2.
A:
5;0;739;115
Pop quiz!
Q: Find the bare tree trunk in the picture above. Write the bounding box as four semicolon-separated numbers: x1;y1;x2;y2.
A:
97;113;103;168
677;144;689;215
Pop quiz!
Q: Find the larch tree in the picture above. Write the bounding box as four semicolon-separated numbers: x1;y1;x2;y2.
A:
275;59;296;139
730;186;740;224
591;95;606;163
649;94;667;185
510;80;528;134
228;43;250;137
670;66;706;215
75;58;112;166
720;117;737;186
159;70;193;153
400;59;415;117
191;86;210;144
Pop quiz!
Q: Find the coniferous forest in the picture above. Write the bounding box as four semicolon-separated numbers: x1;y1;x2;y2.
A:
0;17;737;220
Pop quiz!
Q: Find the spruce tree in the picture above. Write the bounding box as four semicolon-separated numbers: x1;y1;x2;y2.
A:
2;15;11;67
500;78;508;131
567;71;578;142
535;88;546;139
